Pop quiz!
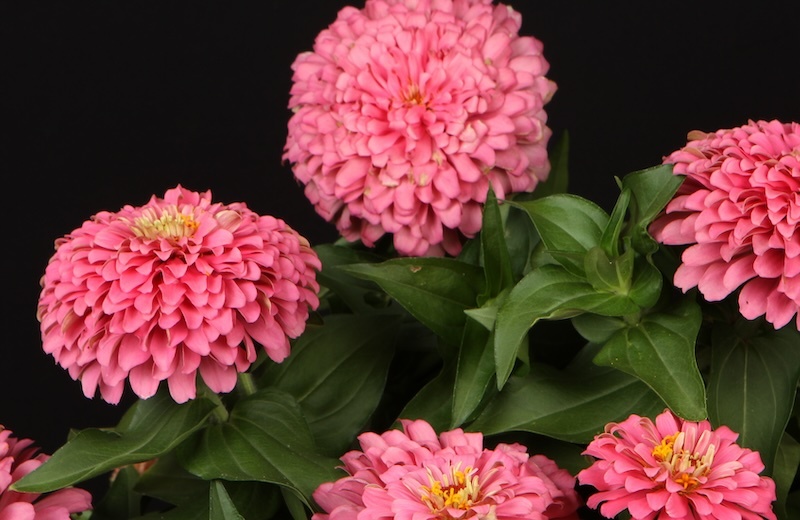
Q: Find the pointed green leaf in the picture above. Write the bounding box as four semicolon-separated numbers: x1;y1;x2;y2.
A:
470;346;664;442
14;391;217;493
621;164;683;226
452;319;495;427
599;188;631;257
340;258;485;346
261;314;398;455
494;264;641;388
594;297;706;420
178;389;343;505
480;187;514;299
708;325;800;474
509;194;608;275
209;481;245;520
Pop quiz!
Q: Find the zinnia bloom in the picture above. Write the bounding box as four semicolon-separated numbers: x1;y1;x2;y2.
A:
283;0;557;256
37;185;321;404
0;426;92;519
577;409;777;520
311;419;581;519
650;119;800;330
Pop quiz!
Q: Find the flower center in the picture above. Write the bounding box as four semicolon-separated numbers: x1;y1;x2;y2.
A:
420;464;481;515
130;206;200;240
652;431;716;492
403;83;426;106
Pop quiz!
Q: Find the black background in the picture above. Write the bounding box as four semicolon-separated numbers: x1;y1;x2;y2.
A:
5;0;799;488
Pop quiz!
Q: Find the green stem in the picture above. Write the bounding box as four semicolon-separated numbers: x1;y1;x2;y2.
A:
237;372;258;397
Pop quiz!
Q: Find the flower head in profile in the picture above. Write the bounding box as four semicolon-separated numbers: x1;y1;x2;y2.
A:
37;185;321;404
284;0;557;256
650;119;800;330
311;419;581;519
1;426;92;519
577;409;777;520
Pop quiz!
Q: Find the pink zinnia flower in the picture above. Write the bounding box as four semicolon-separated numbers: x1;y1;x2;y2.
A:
311;419;581;519
37;185;321;404
283;0;557;256
650;119;800;330
0;426;92;519
577;409;777;520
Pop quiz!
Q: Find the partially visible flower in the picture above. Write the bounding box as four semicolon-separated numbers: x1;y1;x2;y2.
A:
284;0;557;257
37;185;321;404
311;418;581;519
650;119;800;330
577;409;777;520
0;426;92;519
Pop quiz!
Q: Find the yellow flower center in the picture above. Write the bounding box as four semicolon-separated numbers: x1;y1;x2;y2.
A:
652;431;715;492
404;83;426;106
130;207;200;240
420;464;481;515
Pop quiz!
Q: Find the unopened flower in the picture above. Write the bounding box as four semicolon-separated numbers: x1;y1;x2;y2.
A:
650;119;800;330
311;419;581;519
577;409;777;520
37;185;321;404
284;0;557;256
0;426;92;519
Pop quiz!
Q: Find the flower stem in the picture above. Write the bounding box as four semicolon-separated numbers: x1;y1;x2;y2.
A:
237;372;258;397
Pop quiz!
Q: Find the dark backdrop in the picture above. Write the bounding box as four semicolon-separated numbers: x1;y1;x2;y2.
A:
5;0;799;481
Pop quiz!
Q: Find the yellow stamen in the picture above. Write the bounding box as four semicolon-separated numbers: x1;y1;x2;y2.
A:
653;431;716;494
130;207;200;240
419;464;481;514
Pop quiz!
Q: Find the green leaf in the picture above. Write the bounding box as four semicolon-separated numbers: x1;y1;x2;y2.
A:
494;264;641;388
571;314;627;344
133;481;281;520
178;389;343;506
313;244;387;314
593;296;706;420
261;314;398;455
452;319;496;427
509;194;609;276
209;481;245;520
135;452;211;507
584;246;633;295
708;325;800;474
599;188;631;257
14;391;217;493
621;163;683;227
470;345;665;443
89;466;143;520
340;257;485;346
621;164;683;256
480;187;514;300
773;433;800;519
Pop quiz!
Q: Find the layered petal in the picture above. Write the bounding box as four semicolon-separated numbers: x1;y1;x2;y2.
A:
37;185;321;403
284;0;557;256
650;120;800;330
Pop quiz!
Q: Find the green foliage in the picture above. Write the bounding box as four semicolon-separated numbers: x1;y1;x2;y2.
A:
23;155;800;519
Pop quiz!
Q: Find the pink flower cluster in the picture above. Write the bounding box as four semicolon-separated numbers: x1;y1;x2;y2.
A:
1;426;92;519
37;185;321;404
284;0;557;256
311;419;581;520
578;410;777;520
650;119;799;330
